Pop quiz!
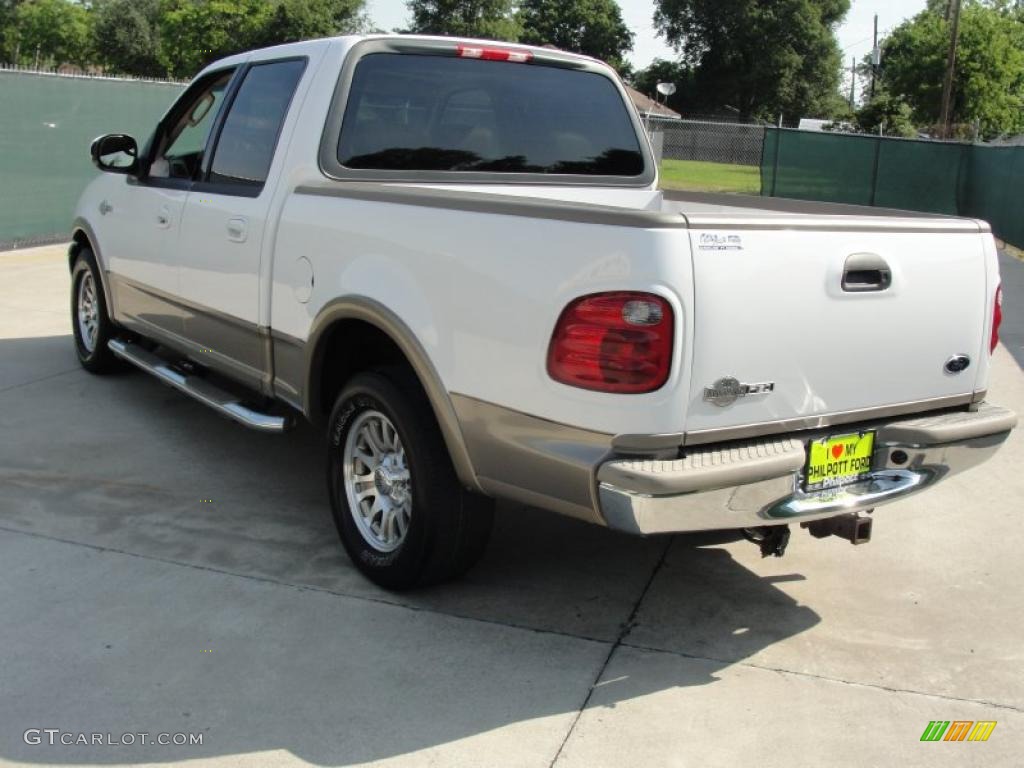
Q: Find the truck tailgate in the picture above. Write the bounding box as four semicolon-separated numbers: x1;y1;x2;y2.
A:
684;228;987;438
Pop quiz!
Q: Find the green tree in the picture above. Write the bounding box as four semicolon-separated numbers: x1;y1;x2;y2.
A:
518;0;633;70
158;0;273;77
652;0;850;121
1;1;24;61
158;0;368;79
0;0;17;24
249;0;369;50
880;1;1024;138
629;58;693;113
854;89;917;137
405;0;521;42
91;0;166;77
5;0;92;68
1;6;11;61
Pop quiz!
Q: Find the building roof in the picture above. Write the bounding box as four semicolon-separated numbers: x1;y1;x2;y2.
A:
625;85;681;119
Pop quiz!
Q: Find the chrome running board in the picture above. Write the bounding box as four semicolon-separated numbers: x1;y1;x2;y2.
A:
108;338;292;434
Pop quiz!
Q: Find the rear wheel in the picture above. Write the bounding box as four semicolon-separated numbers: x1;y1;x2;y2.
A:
71;248;119;374
327;371;494;590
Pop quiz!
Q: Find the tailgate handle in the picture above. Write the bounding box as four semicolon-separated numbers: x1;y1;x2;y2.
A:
842;253;892;292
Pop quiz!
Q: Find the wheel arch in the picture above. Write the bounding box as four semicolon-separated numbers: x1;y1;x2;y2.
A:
303;296;481;493
69;218;115;316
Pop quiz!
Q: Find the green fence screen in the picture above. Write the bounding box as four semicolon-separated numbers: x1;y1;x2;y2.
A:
0;69;184;248
762;127;1023;247
961;145;1024;248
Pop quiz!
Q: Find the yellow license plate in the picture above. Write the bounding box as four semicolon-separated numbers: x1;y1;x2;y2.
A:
804;432;876;491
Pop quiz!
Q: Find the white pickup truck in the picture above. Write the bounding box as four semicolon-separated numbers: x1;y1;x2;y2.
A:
71;34;1015;589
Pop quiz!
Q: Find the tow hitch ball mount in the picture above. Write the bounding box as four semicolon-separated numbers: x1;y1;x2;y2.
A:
744;510;874;558
743;525;791;558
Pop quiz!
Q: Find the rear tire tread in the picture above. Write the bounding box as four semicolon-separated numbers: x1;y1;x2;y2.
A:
327;369;493;590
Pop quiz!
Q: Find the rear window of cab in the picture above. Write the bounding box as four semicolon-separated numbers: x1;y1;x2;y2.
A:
335;53;645;178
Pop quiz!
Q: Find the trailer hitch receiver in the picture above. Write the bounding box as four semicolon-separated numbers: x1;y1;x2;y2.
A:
802;512;873;545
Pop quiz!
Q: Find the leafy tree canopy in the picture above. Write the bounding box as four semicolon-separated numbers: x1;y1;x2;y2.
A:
652;0;850;121
880;1;1024;138
92;0;166;77
405;0;521;41
2;0;369;77
249;0;370;49
158;0;274;77
854;89;917;137
629;58;693;113
157;0;367;78
4;0;92;68
518;0;633;71
0;1;21;35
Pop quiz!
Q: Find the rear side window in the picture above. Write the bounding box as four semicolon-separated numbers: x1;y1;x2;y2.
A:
337;54;644;177
208;59;306;188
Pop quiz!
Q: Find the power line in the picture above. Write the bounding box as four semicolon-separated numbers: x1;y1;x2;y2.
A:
840;21;897;54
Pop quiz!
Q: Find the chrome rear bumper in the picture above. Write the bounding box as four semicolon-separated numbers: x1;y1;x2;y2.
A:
598;403;1016;535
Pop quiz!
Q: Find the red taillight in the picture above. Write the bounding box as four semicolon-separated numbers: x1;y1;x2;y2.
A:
547;292;674;394
456;44;533;63
991;284;1003;353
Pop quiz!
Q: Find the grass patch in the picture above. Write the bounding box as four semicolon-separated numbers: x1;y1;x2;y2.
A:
659;159;761;195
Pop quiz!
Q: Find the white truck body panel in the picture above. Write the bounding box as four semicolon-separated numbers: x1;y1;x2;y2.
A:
271;189;696;435
684;228;990;433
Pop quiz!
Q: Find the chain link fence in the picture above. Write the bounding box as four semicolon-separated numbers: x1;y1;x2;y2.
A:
642;117;766;194
646;116;767;168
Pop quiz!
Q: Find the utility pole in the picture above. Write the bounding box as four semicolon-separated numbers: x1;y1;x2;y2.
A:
870;14;879;101
939;0;963;139
849;57;856;110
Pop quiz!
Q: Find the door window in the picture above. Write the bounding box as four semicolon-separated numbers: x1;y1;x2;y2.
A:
152;71;234;180
207;59;306;189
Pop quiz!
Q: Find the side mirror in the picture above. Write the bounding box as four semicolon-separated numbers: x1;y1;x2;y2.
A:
91;134;139;175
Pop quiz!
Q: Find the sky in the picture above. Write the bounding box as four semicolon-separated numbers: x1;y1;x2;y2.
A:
362;0;930;70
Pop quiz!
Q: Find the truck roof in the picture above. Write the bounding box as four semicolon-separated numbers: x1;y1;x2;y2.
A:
196;34;607;82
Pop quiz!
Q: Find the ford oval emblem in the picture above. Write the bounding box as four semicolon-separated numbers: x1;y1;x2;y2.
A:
944;354;971;375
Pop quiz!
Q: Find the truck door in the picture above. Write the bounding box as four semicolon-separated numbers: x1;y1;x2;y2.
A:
106;68;235;339
173;58;307;392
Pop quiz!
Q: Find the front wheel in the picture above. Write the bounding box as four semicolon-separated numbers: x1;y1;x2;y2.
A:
327;371;494;590
71;247;119;374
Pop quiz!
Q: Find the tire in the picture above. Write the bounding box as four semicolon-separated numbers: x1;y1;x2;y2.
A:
327;370;494;590
71;247;119;374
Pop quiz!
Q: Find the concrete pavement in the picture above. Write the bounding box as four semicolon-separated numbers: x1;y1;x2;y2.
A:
0;244;1022;766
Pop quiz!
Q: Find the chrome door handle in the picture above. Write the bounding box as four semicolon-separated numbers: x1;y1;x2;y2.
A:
227;217;248;243
842;253;892;292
